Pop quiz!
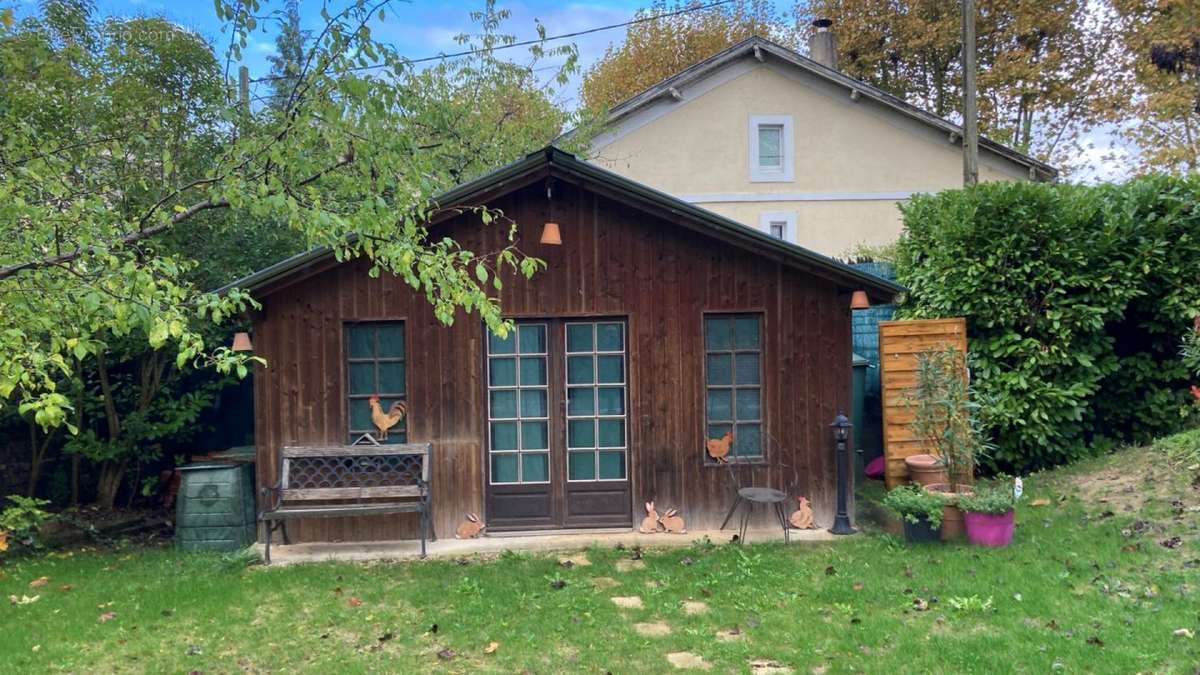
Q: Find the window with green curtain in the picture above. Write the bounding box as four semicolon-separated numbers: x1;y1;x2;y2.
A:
704;314;762;458
346;322;406;444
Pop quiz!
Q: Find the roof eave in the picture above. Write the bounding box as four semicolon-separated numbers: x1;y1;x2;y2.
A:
218;147;904;299
600;36;1057;179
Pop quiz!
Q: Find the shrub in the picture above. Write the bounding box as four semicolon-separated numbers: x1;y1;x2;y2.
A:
957;483;1017;515
881;484;945;528
908;346;992;487
897;176;1200;472
0;495;52;552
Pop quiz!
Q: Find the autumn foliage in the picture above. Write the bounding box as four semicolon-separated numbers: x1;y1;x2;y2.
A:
580;0;785;111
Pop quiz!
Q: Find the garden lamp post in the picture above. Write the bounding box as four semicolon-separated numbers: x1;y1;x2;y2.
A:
830;413;856;535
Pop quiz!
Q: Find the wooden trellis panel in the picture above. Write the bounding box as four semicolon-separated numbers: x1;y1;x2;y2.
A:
878;318;967;489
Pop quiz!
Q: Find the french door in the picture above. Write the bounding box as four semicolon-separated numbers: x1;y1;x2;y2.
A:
484;318;633;530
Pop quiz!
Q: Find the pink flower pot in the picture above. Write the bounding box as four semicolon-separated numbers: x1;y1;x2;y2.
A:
963;510;1015;547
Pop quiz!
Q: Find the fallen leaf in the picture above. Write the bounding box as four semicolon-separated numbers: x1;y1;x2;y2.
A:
10;594;39;606
824;566;836;576
57;584;74;592
29;577;49;588
1160;537;1182;549
348;597;363;607
98;611;117;623
377;632;395;643
1174;628;1195;639
912;598;929;612
549;579;567;590
437;648;456;661
31;645;39;653
1086;636;1104;647
852;582;864;591
484;641;499;654
1030;498;1051;507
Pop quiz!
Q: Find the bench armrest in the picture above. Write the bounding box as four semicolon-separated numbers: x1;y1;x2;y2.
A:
260;480;284;513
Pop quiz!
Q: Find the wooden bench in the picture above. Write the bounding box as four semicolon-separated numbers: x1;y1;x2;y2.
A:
259;443;433;562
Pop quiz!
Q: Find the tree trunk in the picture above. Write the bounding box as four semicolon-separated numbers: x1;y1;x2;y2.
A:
95;460;127;511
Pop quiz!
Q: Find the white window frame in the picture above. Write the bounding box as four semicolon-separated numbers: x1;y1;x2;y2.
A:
759;211;797;244
749;115;794;183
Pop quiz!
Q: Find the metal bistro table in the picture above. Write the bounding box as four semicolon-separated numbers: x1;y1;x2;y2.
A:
718;459;791;544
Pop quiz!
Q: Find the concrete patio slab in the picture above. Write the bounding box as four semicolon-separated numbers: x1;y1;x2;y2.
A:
258;527;839;565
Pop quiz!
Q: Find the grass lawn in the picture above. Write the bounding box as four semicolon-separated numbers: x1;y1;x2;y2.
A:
2;445;1198;673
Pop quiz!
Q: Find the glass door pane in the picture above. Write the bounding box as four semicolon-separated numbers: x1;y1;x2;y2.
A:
487;324;549;484
565;321;627;482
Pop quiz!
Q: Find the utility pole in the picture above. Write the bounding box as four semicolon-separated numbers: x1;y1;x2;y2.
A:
961;0;979;186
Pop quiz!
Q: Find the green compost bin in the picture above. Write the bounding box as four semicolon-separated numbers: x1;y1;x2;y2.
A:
176;463;256;551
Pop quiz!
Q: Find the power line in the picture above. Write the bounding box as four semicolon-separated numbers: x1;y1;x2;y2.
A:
249;0;736;83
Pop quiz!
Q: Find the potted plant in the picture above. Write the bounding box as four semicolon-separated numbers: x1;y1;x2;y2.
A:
957;483;1017;547
881;484;945;543
907;346;993;540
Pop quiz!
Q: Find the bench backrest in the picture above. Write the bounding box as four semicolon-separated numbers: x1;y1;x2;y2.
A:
278;443;431;501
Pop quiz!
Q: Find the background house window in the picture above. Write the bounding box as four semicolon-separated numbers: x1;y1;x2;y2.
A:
759;211;796;243
346;322;406;444
487;324;550;484
749;115;794;182
704;314;763;458
757;125;783;169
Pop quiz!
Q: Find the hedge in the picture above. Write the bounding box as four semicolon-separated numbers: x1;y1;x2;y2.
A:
896;174;1200;472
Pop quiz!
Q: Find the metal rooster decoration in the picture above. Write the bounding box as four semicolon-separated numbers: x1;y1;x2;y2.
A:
706;431;733;463
368;395;407;441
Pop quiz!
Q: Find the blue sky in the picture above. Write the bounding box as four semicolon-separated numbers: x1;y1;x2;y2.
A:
69;0;650;109
11;0;1129;180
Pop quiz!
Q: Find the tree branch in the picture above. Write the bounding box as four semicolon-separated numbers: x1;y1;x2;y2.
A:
0;153;354;281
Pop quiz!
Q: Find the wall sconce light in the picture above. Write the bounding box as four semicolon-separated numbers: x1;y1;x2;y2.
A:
231;331;254;352
850;290;870;310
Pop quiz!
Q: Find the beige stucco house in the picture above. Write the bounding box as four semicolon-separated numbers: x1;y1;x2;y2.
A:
586;30;1057;256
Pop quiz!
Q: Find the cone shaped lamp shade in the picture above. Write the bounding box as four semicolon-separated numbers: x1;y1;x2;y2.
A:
849;290;870;310
540;221;562;245
231;331;254;352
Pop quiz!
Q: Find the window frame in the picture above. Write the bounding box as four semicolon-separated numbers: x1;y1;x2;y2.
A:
702;313;765;462
564;320;629;483
759;211;797;244
749;115;794;182
485;323;551;486
344;321;407;444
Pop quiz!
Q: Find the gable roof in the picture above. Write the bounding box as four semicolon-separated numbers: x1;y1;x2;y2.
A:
221;146;904;299
599;36;1057;180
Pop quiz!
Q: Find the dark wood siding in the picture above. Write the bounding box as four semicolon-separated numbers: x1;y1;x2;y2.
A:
252;179;852;542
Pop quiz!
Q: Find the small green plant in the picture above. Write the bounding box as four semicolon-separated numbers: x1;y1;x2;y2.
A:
957;483;1017;515
881;485;945;528
0;495;52;552
1151;427;1200;467
210;546;262;571
947;595;995;612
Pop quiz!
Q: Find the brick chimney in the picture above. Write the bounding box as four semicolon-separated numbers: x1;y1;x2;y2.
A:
809;18;838;70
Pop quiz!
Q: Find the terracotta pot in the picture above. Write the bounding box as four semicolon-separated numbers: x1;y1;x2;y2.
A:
904;454;948;487
923;483;975;541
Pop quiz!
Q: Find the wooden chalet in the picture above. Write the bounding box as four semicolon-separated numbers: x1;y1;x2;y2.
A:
226;147;901;543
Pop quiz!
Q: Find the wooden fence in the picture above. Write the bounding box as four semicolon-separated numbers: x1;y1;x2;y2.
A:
878;318;968;489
